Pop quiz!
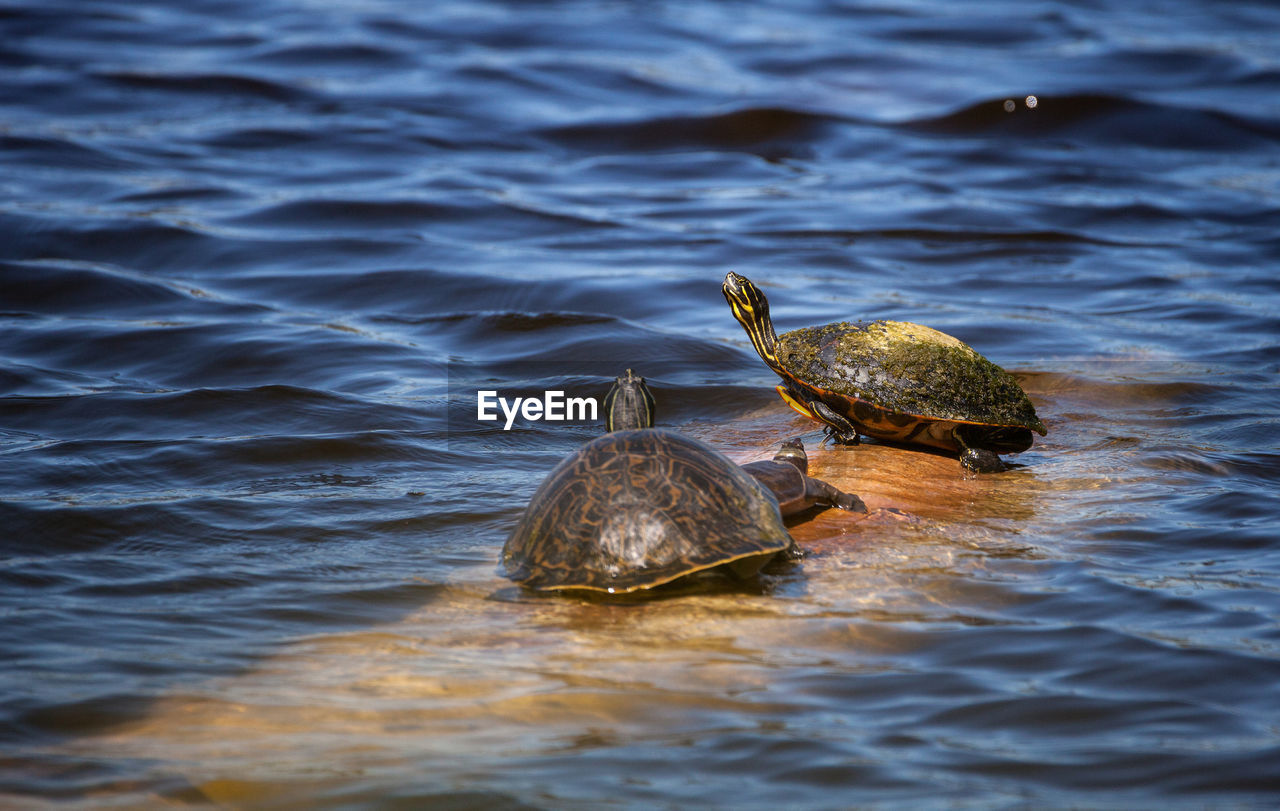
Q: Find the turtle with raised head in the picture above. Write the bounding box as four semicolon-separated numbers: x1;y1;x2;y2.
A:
722;272;1046;473
500;369;864;594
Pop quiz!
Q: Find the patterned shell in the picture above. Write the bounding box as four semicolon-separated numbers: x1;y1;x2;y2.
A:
502;428;791;593
778;319;1045;430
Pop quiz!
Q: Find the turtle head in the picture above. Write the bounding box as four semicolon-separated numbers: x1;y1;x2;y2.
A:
603;368;656;432
772;436;809;475
722;272;781;372
722;272;769;321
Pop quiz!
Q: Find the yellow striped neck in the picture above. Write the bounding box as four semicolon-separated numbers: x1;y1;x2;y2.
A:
727;293;783;374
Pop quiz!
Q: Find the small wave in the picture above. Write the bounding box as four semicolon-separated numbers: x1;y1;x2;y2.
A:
1083;48;1247;89
0;134;138;171
256;581;446;627
757;225;1113;247
228;195;616;239
904;93;1280;150
0;260;223;318
1025;370;1228;408
0;499;191;557
231;198;472;230
0;385;431;442
200;127;325;151
112;184;242;205
14;692;155;739
243;43;413;69
91;70;306;103
3;215;223;274
539;106;841;155
433;306;745;371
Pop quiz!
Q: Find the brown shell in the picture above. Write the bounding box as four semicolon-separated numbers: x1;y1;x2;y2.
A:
777;320;1046;451
502;429;791;593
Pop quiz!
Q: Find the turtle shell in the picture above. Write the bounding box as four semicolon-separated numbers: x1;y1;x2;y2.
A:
502;428;791;593
778;319;1046;449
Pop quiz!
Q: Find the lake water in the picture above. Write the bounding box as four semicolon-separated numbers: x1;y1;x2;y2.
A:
3;0;1279;806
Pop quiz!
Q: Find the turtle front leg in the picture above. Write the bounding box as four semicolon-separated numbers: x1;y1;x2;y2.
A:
776;385;860;445
953;426;1006;473
811;400;860;445
808;476;867;513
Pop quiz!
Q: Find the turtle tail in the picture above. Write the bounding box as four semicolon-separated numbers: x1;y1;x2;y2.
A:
722;272;784;375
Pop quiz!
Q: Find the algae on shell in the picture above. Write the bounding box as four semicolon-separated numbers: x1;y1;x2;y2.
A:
777;320;1042;428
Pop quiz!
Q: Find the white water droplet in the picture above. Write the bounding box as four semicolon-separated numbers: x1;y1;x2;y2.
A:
1025;95;1038;108
1003;99;1015;112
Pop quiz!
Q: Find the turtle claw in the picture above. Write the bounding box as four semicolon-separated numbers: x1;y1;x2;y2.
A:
832;491;868;513
779;539;806;562
820;424;860;446
806;474;867;514
960;448;1006;474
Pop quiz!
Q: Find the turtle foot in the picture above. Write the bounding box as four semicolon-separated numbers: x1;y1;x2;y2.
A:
960;448;1006;474
779;539;806;562
821;425;860;446
811;401;859;445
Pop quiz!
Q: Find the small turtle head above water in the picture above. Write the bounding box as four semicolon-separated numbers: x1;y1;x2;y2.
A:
772;437;809;475
602;368;655;432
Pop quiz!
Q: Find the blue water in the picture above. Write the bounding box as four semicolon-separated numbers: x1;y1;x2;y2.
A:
3;0;1279;806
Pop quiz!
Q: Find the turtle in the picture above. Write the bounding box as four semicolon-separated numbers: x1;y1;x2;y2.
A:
722;272;1047;473
500;370;863;594
500;427;794;593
